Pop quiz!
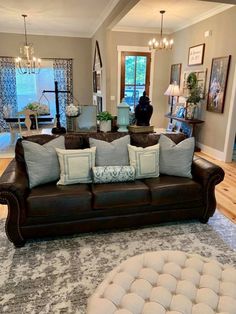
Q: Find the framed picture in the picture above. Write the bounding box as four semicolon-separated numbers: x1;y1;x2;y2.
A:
170;63;182;85
207;55;231;113
182;69;207;99
93;71;97;93
93;40;102;70
188;44;205;66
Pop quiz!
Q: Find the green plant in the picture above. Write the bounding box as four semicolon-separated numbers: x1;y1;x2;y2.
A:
97;111;113;121
186;72;202;104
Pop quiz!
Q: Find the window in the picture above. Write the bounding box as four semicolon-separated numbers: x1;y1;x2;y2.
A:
16;60;56;116
0;57;73;131
120;52;151;112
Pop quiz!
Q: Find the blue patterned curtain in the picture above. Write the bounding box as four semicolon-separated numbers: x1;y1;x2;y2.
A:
53;59;73;127
0;57;17;132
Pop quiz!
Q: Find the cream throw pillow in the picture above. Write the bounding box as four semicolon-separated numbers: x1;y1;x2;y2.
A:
56;147;96;185
128;144;160;179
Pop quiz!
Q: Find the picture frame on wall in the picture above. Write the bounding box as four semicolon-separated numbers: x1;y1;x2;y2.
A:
188;43;205;66
93;71;97;93
168;63;182;104
207;55;231;113
170;63;182;85
93;40;102;70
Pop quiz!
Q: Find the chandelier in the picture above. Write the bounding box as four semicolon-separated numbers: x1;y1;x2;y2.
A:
148;10;174;51
15;14;41;74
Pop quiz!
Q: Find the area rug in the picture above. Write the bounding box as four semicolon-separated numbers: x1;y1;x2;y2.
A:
0;212;236;314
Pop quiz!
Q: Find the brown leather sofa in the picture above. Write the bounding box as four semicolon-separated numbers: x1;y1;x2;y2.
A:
0;132;224;247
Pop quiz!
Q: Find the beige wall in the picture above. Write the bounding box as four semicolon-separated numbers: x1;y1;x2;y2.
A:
0;32;92;105
171;6;236;152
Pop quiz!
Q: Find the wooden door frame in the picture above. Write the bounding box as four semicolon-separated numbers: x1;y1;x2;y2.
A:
117;46;155;106
120;51;151;102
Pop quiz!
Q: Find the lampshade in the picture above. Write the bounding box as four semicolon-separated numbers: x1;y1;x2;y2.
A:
164;82;180;96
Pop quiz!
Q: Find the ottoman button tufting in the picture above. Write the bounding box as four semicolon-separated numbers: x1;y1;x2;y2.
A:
87;251;236;314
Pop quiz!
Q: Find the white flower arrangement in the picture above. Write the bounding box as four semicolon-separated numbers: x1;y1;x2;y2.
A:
66;103;80;117
24;102;50;115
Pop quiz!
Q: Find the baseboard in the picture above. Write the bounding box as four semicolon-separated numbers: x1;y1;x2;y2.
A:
196;142;225;161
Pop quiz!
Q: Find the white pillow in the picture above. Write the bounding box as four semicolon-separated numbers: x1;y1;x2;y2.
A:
128;144;160;179
56;147;96;185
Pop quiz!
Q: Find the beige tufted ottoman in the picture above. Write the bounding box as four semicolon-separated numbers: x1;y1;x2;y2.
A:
87;250;236;314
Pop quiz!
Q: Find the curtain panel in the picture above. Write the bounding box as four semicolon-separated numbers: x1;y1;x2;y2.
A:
0;57;17;132
53;59;73;127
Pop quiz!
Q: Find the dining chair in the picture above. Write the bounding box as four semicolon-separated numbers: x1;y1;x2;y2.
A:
17;109;39;136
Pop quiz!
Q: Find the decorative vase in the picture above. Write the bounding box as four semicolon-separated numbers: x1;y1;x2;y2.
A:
185;104;196;120
117;99;129;132
100;120;111;132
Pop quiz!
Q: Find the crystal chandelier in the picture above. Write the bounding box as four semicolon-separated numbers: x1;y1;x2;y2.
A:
148;10;174;51
15;14;41;74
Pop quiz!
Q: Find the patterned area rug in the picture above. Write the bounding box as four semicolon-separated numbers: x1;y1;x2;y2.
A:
0;211;236;313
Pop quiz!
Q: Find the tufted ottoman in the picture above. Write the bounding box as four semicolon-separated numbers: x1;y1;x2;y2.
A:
87;250;236;314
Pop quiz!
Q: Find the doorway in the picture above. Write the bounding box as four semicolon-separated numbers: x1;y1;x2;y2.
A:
120;51;151;112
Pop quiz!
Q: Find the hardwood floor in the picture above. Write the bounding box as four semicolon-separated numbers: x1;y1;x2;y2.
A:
0;154;236;223
0;158;11;219
196;152;236;223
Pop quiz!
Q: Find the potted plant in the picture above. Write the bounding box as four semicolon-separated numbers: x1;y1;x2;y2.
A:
97;111;113;132
186;72;202;119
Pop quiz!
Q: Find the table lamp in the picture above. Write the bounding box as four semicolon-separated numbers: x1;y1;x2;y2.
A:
164;81;180;122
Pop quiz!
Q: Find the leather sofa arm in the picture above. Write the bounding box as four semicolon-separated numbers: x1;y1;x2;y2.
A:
0;160;30;246
192;156;225;222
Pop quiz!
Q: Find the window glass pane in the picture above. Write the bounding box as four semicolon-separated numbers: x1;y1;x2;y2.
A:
125;56;135;85
136;56;146;85
15;60;56;117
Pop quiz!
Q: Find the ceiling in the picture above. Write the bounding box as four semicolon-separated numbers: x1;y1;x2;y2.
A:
0;0;120;37
113;0;234;34
0;0;234;38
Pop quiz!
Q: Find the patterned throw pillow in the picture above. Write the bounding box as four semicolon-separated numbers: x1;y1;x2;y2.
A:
159;134;194;178
92;166;135;184
128;144;160;179
22;136;65;188
89;135;130;166
56;147;96;185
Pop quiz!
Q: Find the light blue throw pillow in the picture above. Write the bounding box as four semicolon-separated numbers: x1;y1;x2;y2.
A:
22;136;65;188
159;134;195;178
89;135;130;166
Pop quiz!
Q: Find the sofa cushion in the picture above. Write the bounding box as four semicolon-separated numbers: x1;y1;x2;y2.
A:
89;135;130;166
22;136;65;188
27;183;92;221
56;147;96;185
159;135;194;178
144;176;203;207
92;181;150;209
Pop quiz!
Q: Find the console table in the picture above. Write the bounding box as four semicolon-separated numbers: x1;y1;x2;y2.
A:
165;114;204;137
165;114;204;151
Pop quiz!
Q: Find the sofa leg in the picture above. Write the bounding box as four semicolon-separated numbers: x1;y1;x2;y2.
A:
13;240;26;248
199;216;209;224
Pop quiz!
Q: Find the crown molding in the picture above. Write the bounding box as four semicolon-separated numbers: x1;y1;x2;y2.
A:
112;25;172;35
0;29;91;38
175;3;234;32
